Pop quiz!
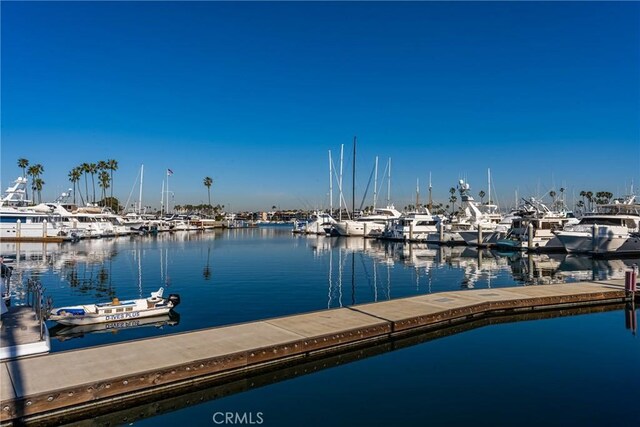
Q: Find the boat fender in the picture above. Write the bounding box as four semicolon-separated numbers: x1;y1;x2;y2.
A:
168;294;181;308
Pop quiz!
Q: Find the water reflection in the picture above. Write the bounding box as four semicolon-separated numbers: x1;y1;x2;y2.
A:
49;312;180;342
1;229;638;350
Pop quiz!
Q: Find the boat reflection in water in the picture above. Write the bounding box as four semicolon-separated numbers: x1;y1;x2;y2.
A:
502;251;640;285
2;229;638;353
49;312;180;342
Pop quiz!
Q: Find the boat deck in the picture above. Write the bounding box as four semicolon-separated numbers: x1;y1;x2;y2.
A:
0;279;635;424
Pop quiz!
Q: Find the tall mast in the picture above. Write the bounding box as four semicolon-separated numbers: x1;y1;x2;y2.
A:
352;136;356;217
329;151;333;214
339;144;344;221
488;168;491;205
138;164;144;214
161;180;165;217
416;178;420;210
373;156;378;210
428;171;432;211
166;170;170;215
387;158;392;206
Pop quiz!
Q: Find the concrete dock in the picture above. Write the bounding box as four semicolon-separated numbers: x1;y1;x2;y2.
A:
0;279;635;425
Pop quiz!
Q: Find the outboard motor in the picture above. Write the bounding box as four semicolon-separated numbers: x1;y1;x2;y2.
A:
168;294;181;308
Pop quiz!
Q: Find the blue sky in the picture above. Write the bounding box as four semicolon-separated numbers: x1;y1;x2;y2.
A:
2;1;639;211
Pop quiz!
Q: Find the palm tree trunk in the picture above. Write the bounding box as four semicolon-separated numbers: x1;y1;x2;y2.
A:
91;173;96;203
110;170;114;210
84;174;89;206
78;185;85;206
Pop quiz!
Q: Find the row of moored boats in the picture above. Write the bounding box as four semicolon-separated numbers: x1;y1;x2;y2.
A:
293;180;640;256
0;177;216;241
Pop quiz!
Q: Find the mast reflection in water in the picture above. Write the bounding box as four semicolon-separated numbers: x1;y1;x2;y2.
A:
1;227;638;353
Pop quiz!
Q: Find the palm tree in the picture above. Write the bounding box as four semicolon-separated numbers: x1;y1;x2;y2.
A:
549;190;557;207
81;163;90;206
449;187;456;214
203;177;213;207
33;178;45;203
107;159;118;211
88;163;98;203
449;195;457;215
17;158;30;200
586;191;594;211
27;164;44;205
478;190;486;204
579;191;587;209
68;168;83;204
98;170;110;203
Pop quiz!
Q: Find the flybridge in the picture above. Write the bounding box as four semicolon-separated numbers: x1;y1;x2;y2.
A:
1;177;31;206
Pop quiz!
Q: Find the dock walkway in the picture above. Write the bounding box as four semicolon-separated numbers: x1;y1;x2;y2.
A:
0;279;634;424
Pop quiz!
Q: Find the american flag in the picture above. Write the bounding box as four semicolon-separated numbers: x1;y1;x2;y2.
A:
167;169;173;176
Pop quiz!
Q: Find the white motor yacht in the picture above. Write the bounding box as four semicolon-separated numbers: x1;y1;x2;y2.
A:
496;198;578;251
333;206;402;237
554;196;640;254
0;178;74;241
430;180;502;245
382;209;441;242
300;211;337;235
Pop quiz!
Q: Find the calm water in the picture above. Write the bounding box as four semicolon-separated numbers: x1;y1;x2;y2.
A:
2;227;639;426
1;226;638;352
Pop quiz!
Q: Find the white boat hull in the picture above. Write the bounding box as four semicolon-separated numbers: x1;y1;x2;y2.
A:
556;227;631;254
49;306;172;326
49;287;179;326
333;220;385;237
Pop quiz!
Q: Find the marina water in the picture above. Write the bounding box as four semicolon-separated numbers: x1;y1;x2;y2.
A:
2;226;639;425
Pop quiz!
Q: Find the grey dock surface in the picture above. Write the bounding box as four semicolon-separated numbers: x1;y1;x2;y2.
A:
0;279;634;424
0;306;49;361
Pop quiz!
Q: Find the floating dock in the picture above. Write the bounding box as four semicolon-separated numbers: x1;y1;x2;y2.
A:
0;306;50;361
0;279;635;425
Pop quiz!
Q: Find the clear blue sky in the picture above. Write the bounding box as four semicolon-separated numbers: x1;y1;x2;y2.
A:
2;1;639;211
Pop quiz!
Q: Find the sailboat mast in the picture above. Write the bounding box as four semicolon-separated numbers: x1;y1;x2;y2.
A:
488;168;491;205
138;164;144;214
387;158;392;206
339;144;344;221
373;156;378;210
428;171;432;211
416;178;420;210
161;180;165;217
166;172;170;215
352;136;356;218
329;151;333;214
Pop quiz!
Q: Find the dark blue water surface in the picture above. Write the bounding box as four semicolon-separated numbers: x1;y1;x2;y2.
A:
132;310;639;427
2;227;638;426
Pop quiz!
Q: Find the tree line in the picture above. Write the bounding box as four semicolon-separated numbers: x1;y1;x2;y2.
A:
16;158;119;209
